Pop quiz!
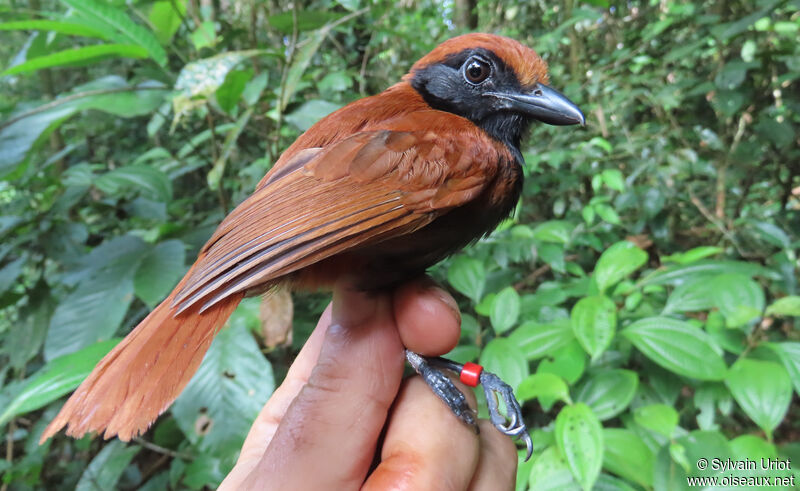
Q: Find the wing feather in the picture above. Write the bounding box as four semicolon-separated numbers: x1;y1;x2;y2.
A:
173;129;501;313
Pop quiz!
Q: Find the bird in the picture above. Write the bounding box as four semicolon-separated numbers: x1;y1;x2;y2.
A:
40;33;584;458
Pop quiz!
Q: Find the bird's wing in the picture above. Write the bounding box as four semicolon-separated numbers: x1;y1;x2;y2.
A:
172;129;501;312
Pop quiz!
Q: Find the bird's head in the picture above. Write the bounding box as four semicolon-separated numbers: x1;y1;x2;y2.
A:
406;33;585;151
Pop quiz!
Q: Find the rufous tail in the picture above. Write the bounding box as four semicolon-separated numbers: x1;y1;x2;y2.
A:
40;271;243;443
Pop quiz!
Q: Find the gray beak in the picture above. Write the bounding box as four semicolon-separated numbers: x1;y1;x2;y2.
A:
488;83;586;126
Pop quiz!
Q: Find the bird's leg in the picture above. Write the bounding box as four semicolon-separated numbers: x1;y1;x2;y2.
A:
404;350;533;461
404;350;478;430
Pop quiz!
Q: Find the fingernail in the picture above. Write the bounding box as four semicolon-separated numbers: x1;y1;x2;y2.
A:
419;281;461;326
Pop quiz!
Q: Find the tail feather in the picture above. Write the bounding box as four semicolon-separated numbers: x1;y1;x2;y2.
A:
40;282;242;443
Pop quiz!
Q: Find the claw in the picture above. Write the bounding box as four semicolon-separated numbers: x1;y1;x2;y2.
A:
410;352;534;462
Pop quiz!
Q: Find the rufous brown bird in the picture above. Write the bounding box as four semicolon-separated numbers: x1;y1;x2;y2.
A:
41;33;584;457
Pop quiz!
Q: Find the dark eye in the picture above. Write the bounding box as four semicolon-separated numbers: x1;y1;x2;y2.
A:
464;58;491;84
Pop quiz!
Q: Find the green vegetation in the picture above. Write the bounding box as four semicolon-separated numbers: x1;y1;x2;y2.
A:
1;0;798;489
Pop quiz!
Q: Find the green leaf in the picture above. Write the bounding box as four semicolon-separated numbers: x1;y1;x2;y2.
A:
575;369;638;420
173;51;260;121
479;338;529;391
281;30;327;111
207;108;253;191
653;430;732;489
532;220;574;244
538;340;586;385
447;255;485;303
215;68;253;114
602;429;654;487
639;260;771;287
594;241;647;293
509;319;574;360
134;240;186;308
95;164;172;201
709;273;764;327
663;277;715;314
529;446;581;491
661;246;723;265
766;343;800;396
63;0;167;65
284;99;342;131
0;20;108;38
600;169;624;191
266;11;343;33
555;403;603;491
1;44;148;76
622;317;727;380
149;0;185;44
725;359;792;437
0;256;25;294
0;339;120;426
766;296;800;316
594;204;621;225
76;440;139;491
0;105;76;174
633;404;679;438
172;321;274;455
517;373;570;407
570;295;616;360
45;235;147;360
490;286;520;333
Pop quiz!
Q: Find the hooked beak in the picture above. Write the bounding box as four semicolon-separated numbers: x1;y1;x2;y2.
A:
488;83;585;126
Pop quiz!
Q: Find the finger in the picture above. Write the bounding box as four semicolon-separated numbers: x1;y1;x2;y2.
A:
235;303;334;463
364;377;480;491
468;420;518;491
239;285;406;490
393;277;461;356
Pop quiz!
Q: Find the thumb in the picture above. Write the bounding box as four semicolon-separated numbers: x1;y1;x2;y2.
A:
240;287;405;490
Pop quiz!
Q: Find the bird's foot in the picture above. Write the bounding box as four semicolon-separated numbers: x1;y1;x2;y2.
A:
404;350;533;461
405;350;477;430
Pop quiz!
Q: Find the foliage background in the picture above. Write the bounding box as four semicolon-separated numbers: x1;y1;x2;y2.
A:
1;0;799;489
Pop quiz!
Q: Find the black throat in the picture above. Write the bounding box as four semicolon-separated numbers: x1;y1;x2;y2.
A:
409;49;532;164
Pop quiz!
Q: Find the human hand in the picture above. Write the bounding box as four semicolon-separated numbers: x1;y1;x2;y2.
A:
219;278;517;490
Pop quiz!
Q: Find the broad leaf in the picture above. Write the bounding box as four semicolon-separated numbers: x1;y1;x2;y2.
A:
725;359;792;437
95;164;172;201
529;446;581;490
1;44;148;76
479;338;529;391
509;319;573;360
62;0;167;65
76;440;139;491
134;240;186;308
45;235;147;359
555;403;603;491
602;428;654;487
0;20;108;39
593;241;647;293
766;296;800;316
633;404;679;438
575;369;638;420
622;317;727;380
570;295;616;360
517;373;570;407
490;286;520;333
284;99;342;131
0;339;120;426
532;220;574;244
447;255;485;303
765;342;800;396
172;321;274;456
709;273;764;327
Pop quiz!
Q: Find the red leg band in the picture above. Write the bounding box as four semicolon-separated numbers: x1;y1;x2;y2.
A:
460;362;483;387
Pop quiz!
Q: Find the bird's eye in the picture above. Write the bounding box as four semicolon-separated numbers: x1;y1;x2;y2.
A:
463;58;491;84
